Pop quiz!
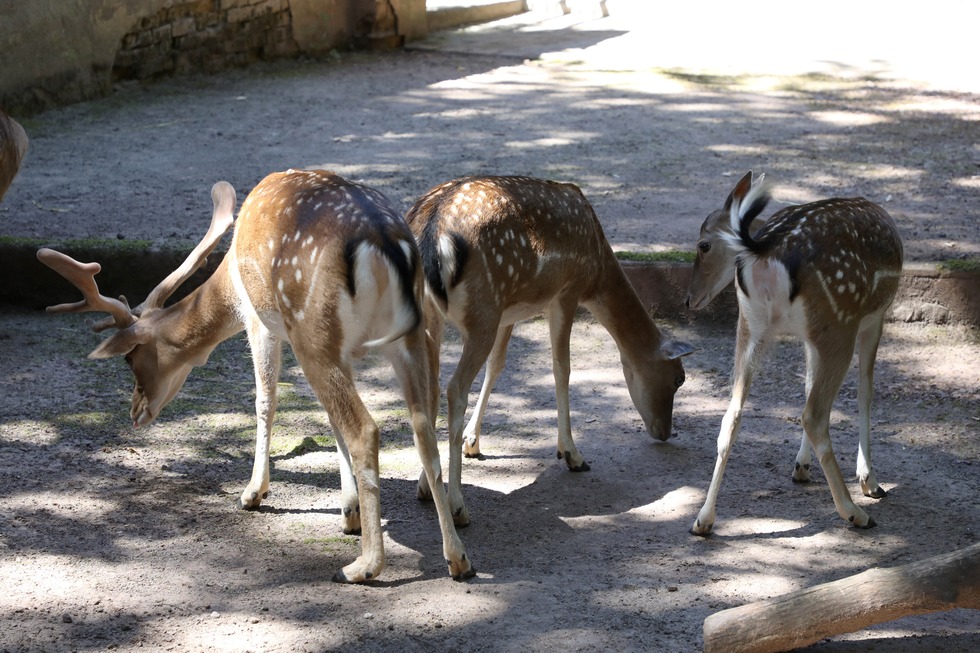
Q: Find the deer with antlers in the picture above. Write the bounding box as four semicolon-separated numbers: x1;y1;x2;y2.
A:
407;176;694;526
685;172;903;535
37;169;474;583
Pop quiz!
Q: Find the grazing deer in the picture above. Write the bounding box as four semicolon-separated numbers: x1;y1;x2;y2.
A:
407;176;694;526
37;169;474;582
685;172;903;535
1;109;29;203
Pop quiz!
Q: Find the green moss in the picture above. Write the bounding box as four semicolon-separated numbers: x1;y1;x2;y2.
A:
656;69;746;88
270;434;335;457
615;250;695;263
5;235;159;253
939;258;980;273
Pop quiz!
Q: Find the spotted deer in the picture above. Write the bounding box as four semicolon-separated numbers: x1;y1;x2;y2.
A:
407;176;694;526
37;169;474;583
1;108;29;203
685;172;903;535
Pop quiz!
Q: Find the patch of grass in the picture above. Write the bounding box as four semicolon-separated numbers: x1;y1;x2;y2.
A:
53;411;129;435
656;68;748;88
3;235;154;251
939;258;980;273
615;250;695;263
270;433;335;457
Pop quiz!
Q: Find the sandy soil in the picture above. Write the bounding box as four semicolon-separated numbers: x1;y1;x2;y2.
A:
2;6;979;653
1;307;978;652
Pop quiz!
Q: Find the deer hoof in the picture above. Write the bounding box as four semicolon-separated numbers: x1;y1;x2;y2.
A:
848;514;877;529
690;519;713;537
237;490;265;510
792;463;811;483
867;487;887;499
451;566;477;581
562;451;590;472
452;506;471;528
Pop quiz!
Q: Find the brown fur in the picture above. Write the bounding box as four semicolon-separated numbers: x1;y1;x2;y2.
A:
0;109;28;203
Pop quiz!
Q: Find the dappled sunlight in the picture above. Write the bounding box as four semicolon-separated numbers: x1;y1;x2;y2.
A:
708;516;810;537
1;418;62;445
952;174;980;194
1;555;106;606
808;110;892;127
560;486;705;530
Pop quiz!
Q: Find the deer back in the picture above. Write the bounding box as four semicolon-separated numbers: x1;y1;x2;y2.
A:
407;175;613;323
748;198;904;326
229;169;423;357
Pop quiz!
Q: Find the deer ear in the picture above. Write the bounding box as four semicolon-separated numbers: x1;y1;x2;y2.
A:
661;339;695;360
88;326;149;360
723;171;754;211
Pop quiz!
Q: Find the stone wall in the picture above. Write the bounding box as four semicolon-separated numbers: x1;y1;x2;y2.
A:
112;0;299;82
0;0;428;116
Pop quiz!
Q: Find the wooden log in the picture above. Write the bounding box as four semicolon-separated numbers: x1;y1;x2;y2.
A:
703;541;980;653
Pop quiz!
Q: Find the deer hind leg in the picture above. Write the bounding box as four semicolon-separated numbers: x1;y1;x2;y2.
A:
548;295;588;471
239;317;282;510
331;415;361;534
463;323;514;459
299;356;385;583
856;314;887;499
388;331;474;580
793;344;816;484
692;315;765;536
416;297;444;502
801;340;875;529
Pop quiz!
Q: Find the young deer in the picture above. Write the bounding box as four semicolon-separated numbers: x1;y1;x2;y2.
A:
407;176;694;526
38;169;474;583
1;108;29;203
685;172;903;535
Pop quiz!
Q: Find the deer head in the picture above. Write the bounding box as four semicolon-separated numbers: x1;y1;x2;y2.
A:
38;182;237;427
686;171;771;310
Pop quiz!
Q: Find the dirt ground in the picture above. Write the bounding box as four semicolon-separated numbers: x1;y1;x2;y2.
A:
2;5;979;653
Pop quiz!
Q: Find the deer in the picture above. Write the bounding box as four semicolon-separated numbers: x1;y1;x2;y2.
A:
685;171;903;535
406;175;695;526
1;108;29;203
37;169;475;583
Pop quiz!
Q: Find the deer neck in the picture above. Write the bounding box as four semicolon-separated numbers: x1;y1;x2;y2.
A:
154;257;243;364
585;261;662;365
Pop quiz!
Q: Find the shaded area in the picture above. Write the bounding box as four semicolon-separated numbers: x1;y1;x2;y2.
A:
1;306;977;651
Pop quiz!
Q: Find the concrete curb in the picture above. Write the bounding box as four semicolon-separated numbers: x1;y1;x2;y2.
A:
13;243;979;328
621;261;980;328
426;1;529;33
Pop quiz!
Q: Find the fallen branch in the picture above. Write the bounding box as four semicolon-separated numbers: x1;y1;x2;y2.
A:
703;541;980;653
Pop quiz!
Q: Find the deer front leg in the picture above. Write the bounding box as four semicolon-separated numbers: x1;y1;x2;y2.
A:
239;318;282;510
548;297;588;471
463;324;514;458
442;329;498;527
692;318;760;536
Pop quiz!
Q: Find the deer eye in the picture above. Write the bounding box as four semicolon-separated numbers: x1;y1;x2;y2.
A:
698;240;711;253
